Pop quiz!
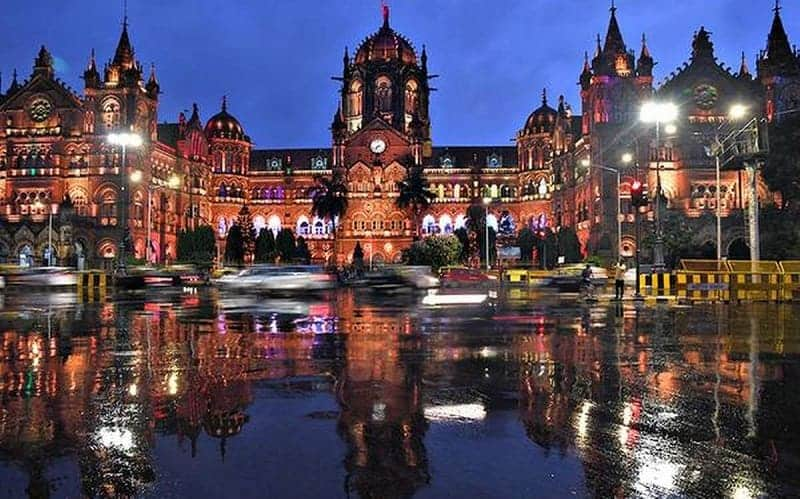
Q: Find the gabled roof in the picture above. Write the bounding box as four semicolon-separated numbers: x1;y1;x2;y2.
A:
0;72;83;112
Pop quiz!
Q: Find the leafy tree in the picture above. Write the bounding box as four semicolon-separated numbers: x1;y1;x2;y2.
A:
352;241;365;271
224;224;245;265
254;228;276;263
236;205;256;262
763;113;800;209
403;235;462;270
396;166;436;238
294;236;311;264
311;174;348;257
760;204;800;260
517;227;536;263
454;227;470;263
557;226;583;263
275;228;296;263
641;210;693;269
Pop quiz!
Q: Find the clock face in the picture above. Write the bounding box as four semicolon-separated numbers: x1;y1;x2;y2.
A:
370;138;387;154
29;97;53;122
693;84;718;110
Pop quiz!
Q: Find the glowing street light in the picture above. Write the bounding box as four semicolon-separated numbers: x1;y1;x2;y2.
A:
729;104;748;121
640;101;678;272
621;152;633;165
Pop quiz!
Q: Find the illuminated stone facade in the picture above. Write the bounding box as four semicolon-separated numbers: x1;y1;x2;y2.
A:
0;5;796;267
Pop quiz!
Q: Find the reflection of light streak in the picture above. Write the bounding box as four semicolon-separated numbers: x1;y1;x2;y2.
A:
167;372;179;395
635;458;682;494
479;347;497;358
424;403;486;422
96;427;134;452
128;384;138;396
731;481;761;499
422;292;487;306
575;400;592;447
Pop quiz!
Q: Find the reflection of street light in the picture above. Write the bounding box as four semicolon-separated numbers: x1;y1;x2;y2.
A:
483;197;492;271
640;101;678;272
108;132;143;275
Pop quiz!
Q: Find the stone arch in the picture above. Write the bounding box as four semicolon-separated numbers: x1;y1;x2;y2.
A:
421;214;437;235
267;214;282;235
296;215;310;236
96;238;117;259
253;215;267;235
439;214;453;234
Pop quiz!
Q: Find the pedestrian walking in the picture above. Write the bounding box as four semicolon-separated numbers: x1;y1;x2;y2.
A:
614;260;626;300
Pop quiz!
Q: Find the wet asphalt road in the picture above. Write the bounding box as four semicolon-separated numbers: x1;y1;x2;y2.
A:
0;287;798;498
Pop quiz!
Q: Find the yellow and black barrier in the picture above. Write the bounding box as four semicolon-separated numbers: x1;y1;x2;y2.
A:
638;272;674;299
727;260;782;302
675;260;731;302
76;271;109;301
503;269;551;286
780;261;800;302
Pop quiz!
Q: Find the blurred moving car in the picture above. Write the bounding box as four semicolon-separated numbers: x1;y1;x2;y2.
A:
3;267;77;287
545;264;609;292
396;266;439;289
354;266;439;292
215;265;335;293
439;266;494;288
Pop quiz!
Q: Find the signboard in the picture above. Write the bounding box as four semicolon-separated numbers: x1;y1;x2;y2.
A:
499;246;521;259
687;282;729;291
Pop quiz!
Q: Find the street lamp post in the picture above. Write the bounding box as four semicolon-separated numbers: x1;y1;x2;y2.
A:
108;132;143;275
640;102;678;273
482;197;492;271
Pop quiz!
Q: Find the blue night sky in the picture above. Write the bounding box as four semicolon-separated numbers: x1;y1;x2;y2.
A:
0;1;796;148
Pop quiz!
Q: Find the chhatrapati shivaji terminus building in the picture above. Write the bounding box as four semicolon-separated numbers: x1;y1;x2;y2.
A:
0;3;797;267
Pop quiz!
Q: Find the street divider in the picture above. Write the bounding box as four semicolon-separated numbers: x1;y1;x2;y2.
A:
638;272;674;299
727;260;782;302
676;260;731;302
76;271;109;301
502;269;551;286
779;261;800;302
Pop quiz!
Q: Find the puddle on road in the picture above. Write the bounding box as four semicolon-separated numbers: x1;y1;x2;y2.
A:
0;289;797;498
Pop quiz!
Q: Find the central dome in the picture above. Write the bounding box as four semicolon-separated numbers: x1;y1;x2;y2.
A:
205;96;246;141
354;7;417;65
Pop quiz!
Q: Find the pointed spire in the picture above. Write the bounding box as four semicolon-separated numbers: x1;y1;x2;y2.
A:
738;51;752;78
381;0;390;29
595;34;602;57
541;88;548;106
580;51;592;90
33;45;54;78
221;95;228;113
112;14;135;69
88;48;97;70
145;63;160;97
603;0;626;55
641;33;651;58
692;26;715;61
83;48;101;88
421;44;428;71
765;0;794;62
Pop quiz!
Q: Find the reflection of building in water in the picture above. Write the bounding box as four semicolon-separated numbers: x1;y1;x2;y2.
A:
335;294;429;498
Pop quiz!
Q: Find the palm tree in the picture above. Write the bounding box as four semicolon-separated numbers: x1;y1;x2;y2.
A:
396;166;436;238
311;174;348;261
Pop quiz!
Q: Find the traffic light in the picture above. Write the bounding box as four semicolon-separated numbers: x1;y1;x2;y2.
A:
630;180;648;207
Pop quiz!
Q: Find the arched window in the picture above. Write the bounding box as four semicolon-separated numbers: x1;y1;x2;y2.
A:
313;218;326;235
439;214;453;234
490;185;499;199
486;214;499;232
267;215;282;236
348;80;363;116
99;190;117;222
218;184;228;197
422;214;437;235
101;99;121;130
297;216;310;236
375;76;392;112
538;178;548;197
455;215;467;230
253;215;266;235
218;218;228;237
453;184;461;199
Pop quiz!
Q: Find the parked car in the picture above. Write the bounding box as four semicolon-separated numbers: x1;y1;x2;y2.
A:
215;265;335;293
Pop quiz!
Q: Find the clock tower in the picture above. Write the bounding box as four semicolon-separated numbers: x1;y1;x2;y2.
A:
330;5;433;263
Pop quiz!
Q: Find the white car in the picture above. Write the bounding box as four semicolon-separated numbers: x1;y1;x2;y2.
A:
216;265;335;293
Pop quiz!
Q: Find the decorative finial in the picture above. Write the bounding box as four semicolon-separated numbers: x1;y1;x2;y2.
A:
381;0;390;28
610;0;616;14
541;88;547;105
123;0;128;29
774;0;781;14
222;95;227;112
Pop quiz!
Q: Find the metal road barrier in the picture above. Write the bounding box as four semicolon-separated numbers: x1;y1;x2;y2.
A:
676;260;731;302
76;271;109;301
638;272;674;299
503;269;551;286
727;260;782;302
780;261;800;302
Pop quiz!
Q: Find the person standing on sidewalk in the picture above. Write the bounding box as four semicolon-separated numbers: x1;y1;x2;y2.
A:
614;260;626;300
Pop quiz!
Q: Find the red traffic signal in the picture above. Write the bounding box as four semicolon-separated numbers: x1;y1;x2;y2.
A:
630;180;648;207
